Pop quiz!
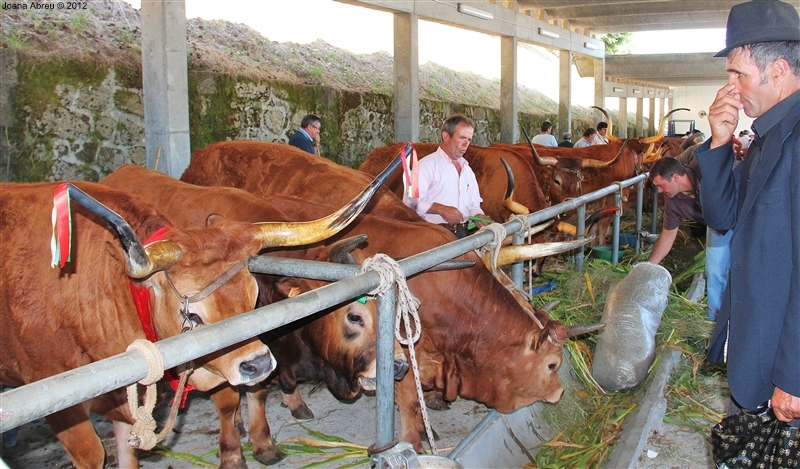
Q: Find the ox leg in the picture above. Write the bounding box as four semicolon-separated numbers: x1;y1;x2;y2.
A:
280;388;314;420
423;390;450;411
395;378;427;454
209;385;248;469
46;405;106;469
113;420;139;469
245;384;286;465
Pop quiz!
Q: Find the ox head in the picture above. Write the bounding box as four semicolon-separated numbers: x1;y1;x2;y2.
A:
65;172;399;389
266;235;408;400
489;301;604;412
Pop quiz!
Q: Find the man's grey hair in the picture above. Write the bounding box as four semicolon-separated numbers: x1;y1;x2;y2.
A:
733;41;800;83
442;114;475;137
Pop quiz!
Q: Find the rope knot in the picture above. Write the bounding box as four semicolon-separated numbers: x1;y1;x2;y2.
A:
476;222;507;272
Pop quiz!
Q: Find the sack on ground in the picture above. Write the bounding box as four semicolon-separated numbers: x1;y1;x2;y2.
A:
591;262;671;391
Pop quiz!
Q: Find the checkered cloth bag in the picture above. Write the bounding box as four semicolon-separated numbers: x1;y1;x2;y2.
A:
712;403;800;468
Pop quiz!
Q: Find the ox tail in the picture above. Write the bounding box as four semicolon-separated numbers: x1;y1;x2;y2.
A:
500;157;531;215
66;183;183;278
253;145;407;248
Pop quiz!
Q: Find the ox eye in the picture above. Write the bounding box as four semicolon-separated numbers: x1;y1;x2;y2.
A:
548;363;558;371
347;312;364;327
187;313;204;325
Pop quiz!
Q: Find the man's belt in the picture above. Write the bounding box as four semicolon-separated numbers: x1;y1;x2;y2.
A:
440;222;468;232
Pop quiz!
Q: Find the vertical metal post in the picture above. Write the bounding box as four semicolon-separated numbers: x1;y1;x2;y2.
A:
635;180;644;255
612;191;621;266
576;204;586;273
375;286;397;450
511;232;524;289
651;185;658;234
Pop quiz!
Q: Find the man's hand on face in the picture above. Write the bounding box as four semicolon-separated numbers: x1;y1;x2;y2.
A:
708;83;743;149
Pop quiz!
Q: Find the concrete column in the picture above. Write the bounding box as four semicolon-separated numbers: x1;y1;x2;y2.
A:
648;98;656;136
618;97;628;138
141;0;191;178
593;58;605;124
558;50;572;141
659;97;666;130
393;12;420;143
500;36;518;144
635;97;644;137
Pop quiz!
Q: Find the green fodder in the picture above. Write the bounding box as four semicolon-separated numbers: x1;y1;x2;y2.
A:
525;255;725;468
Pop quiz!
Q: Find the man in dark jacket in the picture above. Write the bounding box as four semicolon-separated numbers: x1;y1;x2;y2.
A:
695;0;800;423
288;114;321;155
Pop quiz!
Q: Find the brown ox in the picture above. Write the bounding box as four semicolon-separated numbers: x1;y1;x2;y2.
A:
1;172;385;468
0;182;279;469
180;140;420;222
102;164;408;466
359;143;547;222
180;141;600;452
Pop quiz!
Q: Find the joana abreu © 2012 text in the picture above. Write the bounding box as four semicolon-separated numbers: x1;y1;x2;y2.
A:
2;2;88;9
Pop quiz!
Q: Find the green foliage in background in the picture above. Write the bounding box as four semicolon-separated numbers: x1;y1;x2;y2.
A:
600;32;634;55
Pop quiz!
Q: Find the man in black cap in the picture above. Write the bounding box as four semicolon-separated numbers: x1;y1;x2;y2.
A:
695;0;800;424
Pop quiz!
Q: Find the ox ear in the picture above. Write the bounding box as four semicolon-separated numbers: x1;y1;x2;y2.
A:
328;234;368;265
273;277;306;300
205;213;225;227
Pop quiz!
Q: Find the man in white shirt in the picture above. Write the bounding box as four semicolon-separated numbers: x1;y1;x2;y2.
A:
404;114;490;238
573;128;597;148
531;120;558;147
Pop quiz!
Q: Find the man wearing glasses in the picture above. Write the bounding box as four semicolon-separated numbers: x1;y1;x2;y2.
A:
288;114;322;155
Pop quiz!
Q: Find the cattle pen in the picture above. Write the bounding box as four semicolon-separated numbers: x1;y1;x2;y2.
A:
1;172;698;469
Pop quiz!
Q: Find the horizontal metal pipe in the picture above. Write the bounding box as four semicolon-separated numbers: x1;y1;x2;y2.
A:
0;175;648;433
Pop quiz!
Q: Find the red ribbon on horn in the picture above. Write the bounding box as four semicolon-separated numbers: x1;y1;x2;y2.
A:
51;183;73;268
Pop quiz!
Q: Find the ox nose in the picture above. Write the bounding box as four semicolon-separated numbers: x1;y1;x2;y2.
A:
394;358;409;381
239;353;275;382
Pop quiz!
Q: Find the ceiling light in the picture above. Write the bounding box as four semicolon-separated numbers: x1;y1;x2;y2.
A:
538;28;560;39
612;87;624;92
632;89;642;94
584;42;601;50
647;90;654;95
457;4;494;21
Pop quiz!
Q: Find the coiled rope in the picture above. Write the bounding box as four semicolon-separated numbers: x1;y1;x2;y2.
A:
125;339;192;450
360;254;438;454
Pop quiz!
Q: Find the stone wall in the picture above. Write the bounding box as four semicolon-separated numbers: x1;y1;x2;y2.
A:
1;52;583;183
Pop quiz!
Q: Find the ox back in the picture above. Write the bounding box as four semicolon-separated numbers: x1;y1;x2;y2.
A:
181;140;420;221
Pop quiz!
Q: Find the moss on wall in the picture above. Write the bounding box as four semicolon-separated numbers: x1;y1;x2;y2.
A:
188;72;241;151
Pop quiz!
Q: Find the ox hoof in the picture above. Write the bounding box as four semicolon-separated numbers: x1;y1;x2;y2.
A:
291;404;314;420
418;427;441;442
280;401;314;420
423;391;450;411
253;447;286;466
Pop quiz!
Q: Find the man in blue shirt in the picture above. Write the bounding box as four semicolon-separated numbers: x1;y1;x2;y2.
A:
288;114;321;155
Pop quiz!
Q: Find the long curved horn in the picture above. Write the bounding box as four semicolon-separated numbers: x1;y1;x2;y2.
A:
522;127;558;166
580;138;630;169
590;105;619;143
500;157;531;215
640;108;690;144
496;238;593;266
328;234;368;265
255;145;407;248
67;183;183;278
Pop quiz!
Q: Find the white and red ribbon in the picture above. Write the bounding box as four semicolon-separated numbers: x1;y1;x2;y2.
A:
50;182;72;268
401;143;419;199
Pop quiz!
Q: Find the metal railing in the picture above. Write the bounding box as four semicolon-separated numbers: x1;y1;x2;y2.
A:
0;173;651;456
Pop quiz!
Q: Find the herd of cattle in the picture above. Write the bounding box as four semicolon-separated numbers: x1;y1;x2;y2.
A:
1;110;687;469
